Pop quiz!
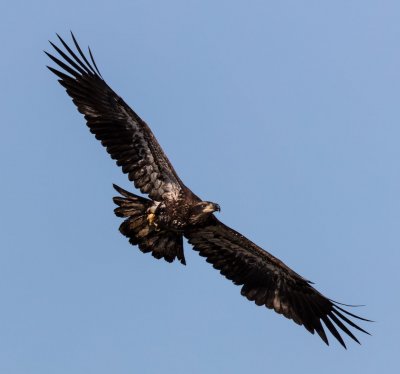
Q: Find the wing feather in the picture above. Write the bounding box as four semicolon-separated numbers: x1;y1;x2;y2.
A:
46;33;185;202
185;218;370;347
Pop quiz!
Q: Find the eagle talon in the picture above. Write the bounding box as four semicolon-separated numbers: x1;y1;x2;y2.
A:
147;213;156;226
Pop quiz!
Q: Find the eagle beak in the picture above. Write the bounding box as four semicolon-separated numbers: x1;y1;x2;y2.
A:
203;203;221;213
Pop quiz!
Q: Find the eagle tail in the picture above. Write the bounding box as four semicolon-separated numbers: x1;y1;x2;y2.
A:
112;184;186;265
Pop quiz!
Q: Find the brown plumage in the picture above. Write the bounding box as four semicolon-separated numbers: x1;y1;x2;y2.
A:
46;33;370;348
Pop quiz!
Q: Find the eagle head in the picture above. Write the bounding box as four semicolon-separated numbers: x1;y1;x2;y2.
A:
189;201;220;224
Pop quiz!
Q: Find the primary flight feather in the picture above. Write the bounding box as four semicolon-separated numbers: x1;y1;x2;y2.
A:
46;33;370;348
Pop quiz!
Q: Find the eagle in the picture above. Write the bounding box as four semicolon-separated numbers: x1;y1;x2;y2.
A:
46;33;370;348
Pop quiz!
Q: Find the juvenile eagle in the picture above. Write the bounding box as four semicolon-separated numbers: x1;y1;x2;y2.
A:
46;33;370;348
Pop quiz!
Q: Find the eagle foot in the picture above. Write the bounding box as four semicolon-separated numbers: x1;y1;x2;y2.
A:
147;213;157;227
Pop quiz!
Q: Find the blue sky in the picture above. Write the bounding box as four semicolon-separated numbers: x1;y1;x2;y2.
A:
1;1;399;373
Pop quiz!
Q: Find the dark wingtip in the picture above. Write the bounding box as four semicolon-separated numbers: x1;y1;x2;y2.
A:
319;333;329;346
329;299;366;308
88;45;103;78
334;304;373;323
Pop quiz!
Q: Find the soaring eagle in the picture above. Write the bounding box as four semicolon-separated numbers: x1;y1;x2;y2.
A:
46;33;370;348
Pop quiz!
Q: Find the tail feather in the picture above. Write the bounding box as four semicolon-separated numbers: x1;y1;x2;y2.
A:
140;232;185;264
113;183;149;218
112;184;186;265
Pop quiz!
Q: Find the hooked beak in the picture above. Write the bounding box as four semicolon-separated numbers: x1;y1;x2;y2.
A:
203;203;221;213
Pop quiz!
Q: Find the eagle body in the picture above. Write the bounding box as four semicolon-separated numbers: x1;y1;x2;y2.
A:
46;33;370;348
144;189;220;232
152;193;219;231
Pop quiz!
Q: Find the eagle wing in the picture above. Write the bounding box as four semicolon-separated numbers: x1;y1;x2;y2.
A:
46;33;185;202
185;218;370;348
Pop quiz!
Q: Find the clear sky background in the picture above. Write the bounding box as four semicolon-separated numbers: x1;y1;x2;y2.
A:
1;1;398;373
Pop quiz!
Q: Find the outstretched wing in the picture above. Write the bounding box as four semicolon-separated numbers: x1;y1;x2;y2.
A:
185;218;370;348
46;33;185;202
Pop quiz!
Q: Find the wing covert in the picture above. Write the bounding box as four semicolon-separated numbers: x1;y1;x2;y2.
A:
46;33;184;202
